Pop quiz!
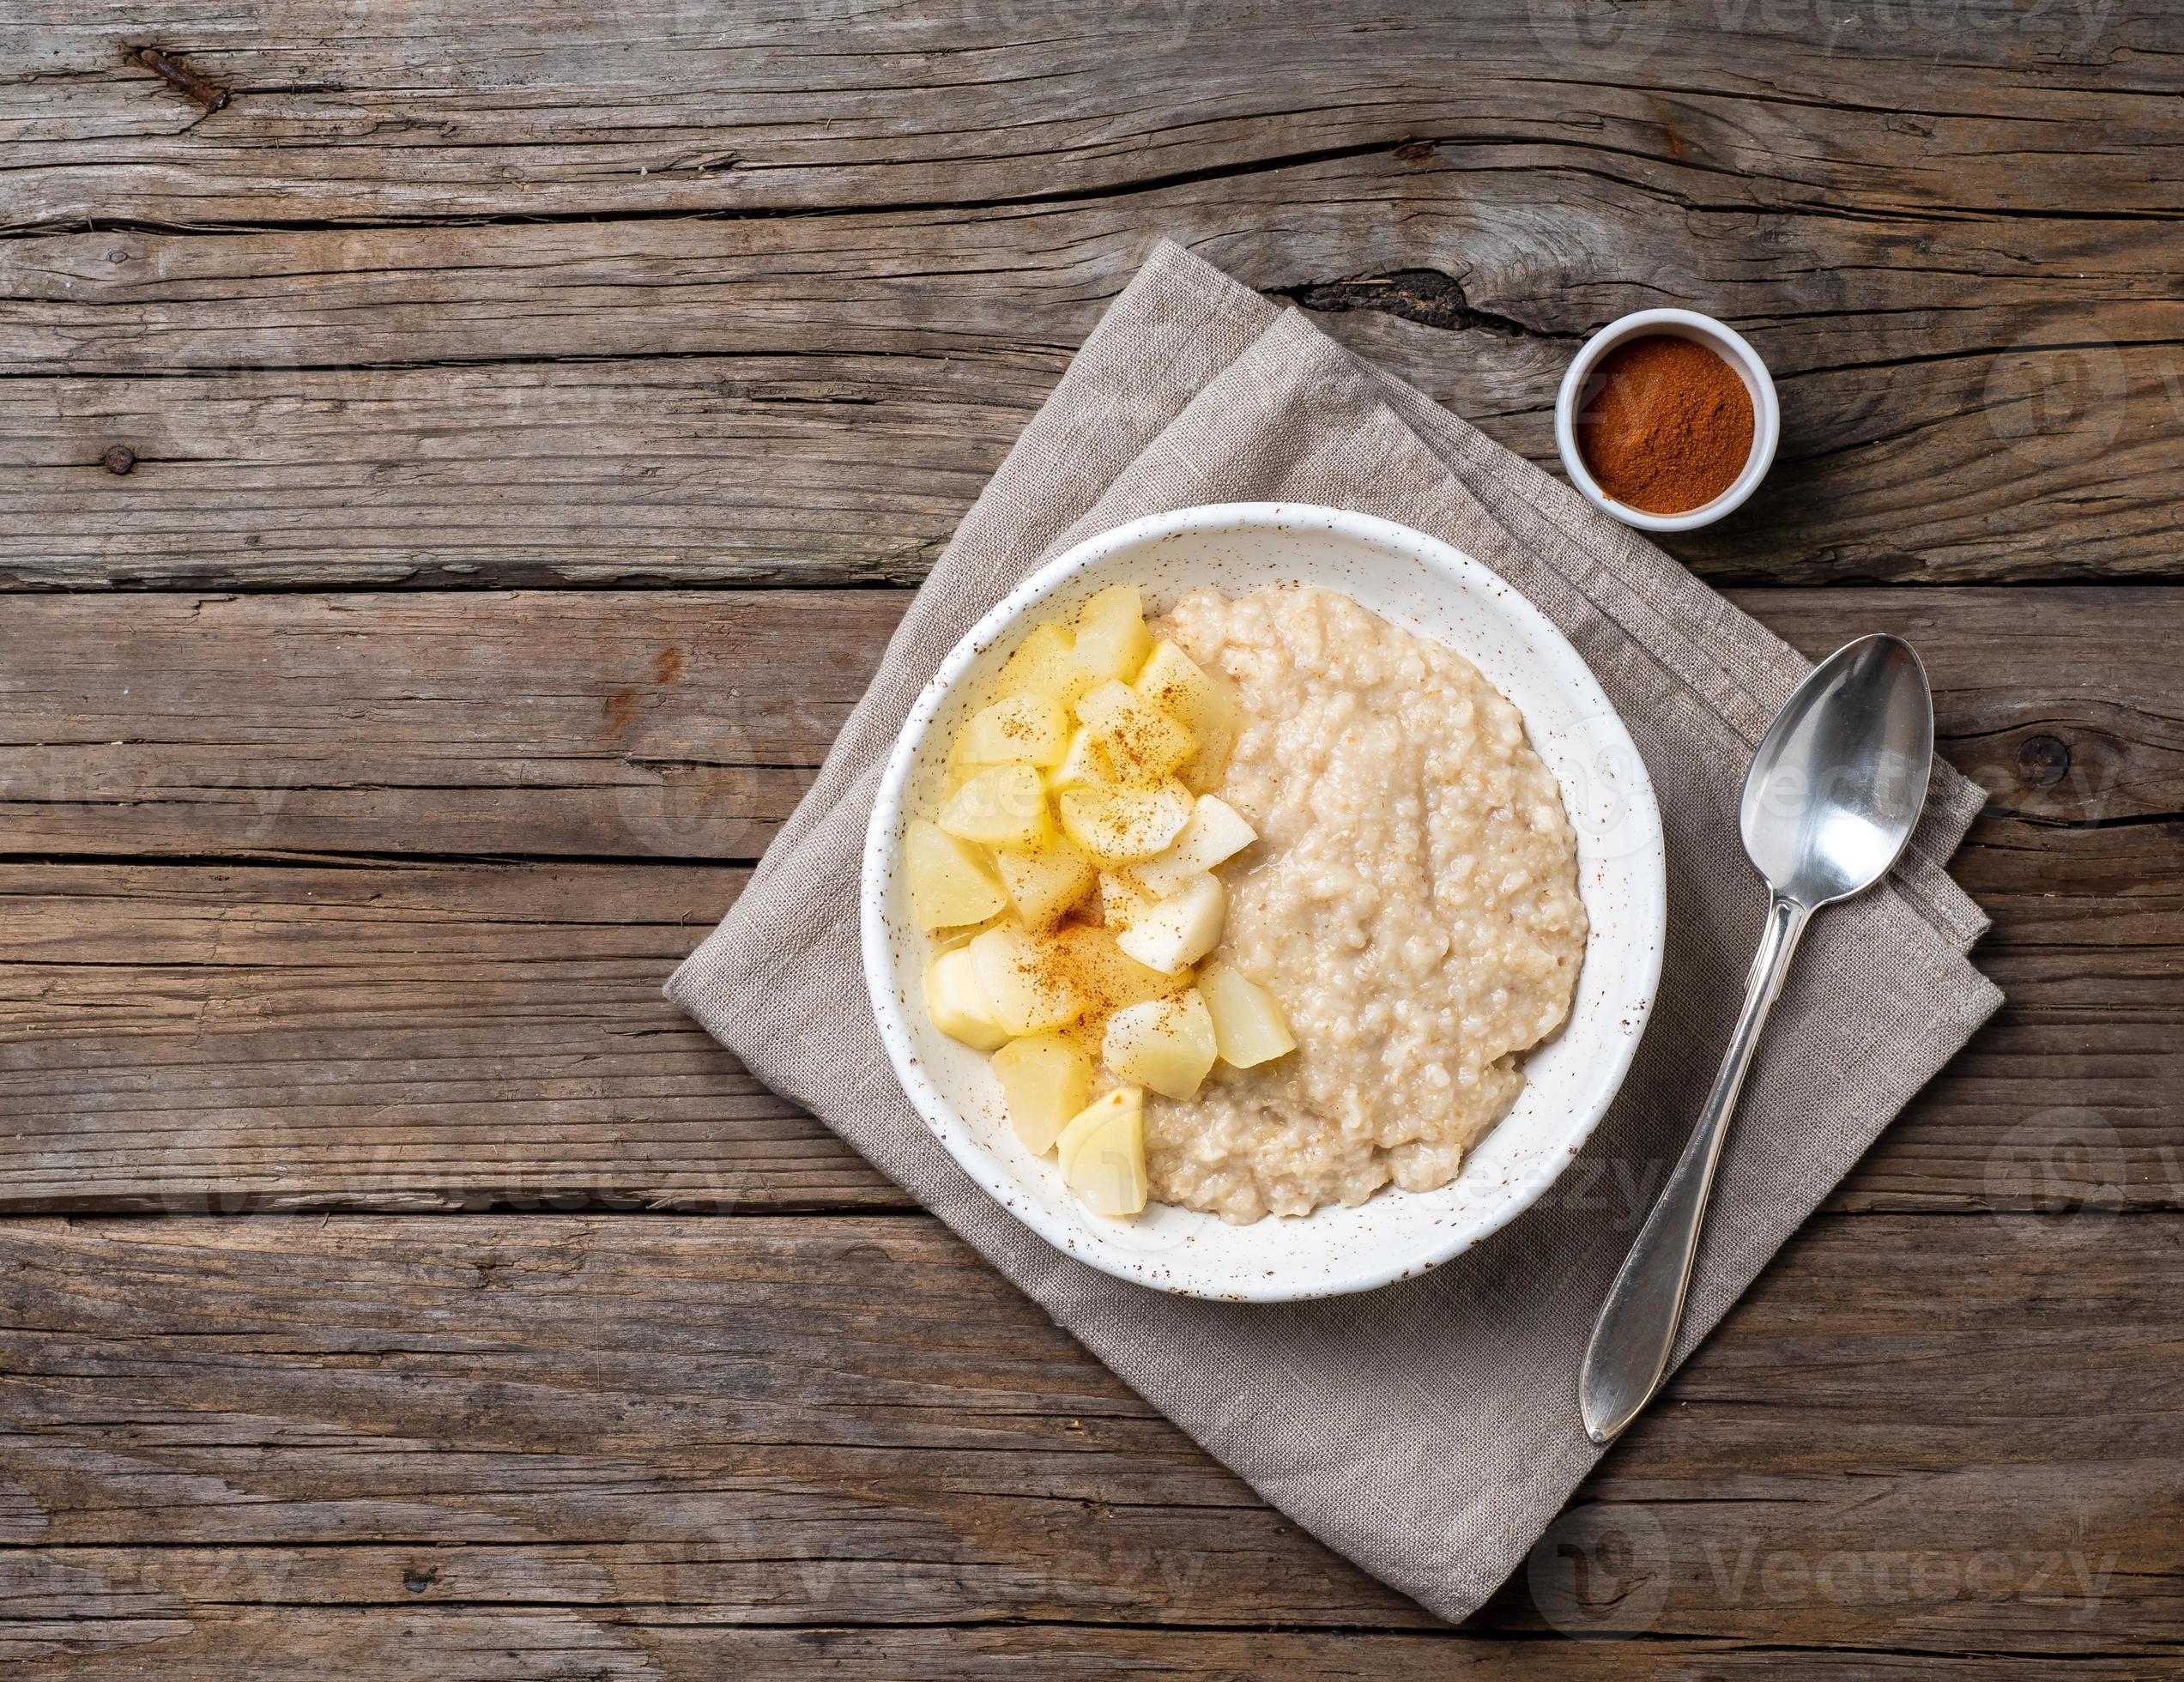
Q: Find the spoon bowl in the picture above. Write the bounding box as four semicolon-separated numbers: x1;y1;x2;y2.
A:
1741;634;1933;906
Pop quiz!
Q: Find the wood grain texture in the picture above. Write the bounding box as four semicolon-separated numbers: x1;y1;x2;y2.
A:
2;586;2179;861
0;591;897;860
3;1625;2162;1682
4;4;2179;598
7;2;2181;225
8;332;2181;591
0;1213;2175;1667
0;358;1027;590
5;117;2182;587
14;177;2175;380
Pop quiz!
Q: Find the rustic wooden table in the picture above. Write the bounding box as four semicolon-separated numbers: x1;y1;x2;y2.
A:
4;3;2181;1674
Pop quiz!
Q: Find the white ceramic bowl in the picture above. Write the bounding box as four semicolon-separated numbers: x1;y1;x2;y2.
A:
1555;308;1780;533
862;504;1666;1301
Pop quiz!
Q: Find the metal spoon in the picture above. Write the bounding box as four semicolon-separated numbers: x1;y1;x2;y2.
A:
1578;634;1935;1445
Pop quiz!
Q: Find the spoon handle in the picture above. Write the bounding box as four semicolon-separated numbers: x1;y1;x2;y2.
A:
1579;891;1813;1444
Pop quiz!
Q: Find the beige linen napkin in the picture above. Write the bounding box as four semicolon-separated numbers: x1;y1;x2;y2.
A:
669;240;2001;1622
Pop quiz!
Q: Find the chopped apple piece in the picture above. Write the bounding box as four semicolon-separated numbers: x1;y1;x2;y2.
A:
929;911;1013;953
1074;680;1195;783
968;923;1083;1036
1046;725;1112;793
1044;923;1177;1016
959;694;1068;767
1113;872;1225;975
1176;720;1236;795
1102;989;1219;1100
1056;1086;1148;1217
990;1034;1093;1155
1057;780;1194;865
941;731;982;796
1199;961;1296;1068
938;763;1050;850
923;947;1009;1052
904;819;1007;932
993;619;1093;711
995;834;1097;930
1127;795;1257;898
1098;869;1154;935
1134;638;1219;721
1070;584;1153;685
1136;638;1240;791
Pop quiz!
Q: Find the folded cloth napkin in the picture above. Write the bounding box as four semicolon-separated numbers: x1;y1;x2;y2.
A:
669;240;2001;1622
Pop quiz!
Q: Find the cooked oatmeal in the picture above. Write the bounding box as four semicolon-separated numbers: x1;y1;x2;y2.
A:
1146;584;1588;1223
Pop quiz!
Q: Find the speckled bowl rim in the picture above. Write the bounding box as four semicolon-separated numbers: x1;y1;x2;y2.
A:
862;503;1667;1302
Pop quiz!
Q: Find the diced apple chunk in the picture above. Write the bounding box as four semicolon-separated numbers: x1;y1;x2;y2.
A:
1112;873;1225;975
1098;869;1153;935
990;1034;1092;1155
904;819;1007;931
1057;780;1194;865
1070;584;1153;685
1056;1086;1148;1217
1176;722;1237;795
995;834;1096;930
923;947;1009;1052
1044;923;1176;1016
1136;638;1240;791
959;694;1069;767
1134;638;1217;719
994;620;1092;713
938;763;1050;850
1127;795;1256;899
1102;990;1219;1100
968;923;1083;1036
1199;961;1296;1068
941;731;982;796
1074;679;1195;783
1046;726;1112;793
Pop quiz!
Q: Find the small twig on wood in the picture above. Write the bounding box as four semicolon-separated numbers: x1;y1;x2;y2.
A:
128;45;230;112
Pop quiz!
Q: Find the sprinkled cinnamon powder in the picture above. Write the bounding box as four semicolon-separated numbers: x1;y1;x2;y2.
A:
1576;334;1755;515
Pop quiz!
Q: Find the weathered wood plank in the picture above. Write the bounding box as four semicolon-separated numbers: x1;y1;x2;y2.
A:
5;2;2181;226
0;1213;2175;1663
0;591;899;859
1;587;2178;859
0;821;2175;1216
9;197;2177;379
0;861;892;1214
0;359;1026;590
4;180;2181;587
0;1619;2155;1682
10;175;2178;379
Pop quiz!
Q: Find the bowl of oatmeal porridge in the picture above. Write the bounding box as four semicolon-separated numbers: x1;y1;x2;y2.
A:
862;504;1665;1301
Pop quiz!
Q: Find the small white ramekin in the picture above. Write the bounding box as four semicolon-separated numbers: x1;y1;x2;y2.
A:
1554;308;1779;534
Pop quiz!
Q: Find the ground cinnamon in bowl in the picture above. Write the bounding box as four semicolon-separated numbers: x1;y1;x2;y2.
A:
1576;335;1756;515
